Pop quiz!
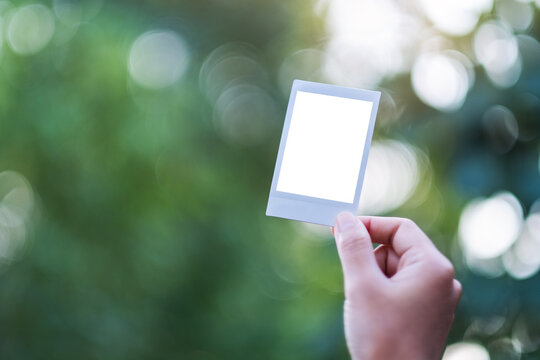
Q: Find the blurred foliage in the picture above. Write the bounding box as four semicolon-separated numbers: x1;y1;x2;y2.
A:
0;0;538;359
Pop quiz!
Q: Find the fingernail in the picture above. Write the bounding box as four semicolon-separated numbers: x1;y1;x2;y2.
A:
335;212;358;235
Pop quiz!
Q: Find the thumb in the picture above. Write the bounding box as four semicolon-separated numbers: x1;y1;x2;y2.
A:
334;212;380;284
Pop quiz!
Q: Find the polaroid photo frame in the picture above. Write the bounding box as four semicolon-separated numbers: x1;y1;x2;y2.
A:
266;80;381;226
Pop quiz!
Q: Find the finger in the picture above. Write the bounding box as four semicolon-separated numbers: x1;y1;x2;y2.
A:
334;212;381;283
374;245;388;273
374;245;400;277
360;217;437;258
452;279;462;307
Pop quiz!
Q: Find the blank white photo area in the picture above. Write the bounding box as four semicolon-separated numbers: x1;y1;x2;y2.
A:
276;91;374;204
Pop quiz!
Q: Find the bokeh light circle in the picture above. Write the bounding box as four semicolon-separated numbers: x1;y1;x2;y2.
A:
465;256;506;278
199;42;266;104
358;140;422;215
516;214;540;266
474;22;519;72
278;48;325;95
474;21;522;88
321;0;422;87
502;213;540;279
7;4;55;55
443;342;490;360
412;52;471;111
0;171;34;264
496;0;534;32
213;84;278;146
128;30;190;90
482;105;519;154
459;192;523;260
53;0;83;27
53;0;103;26
503;245;540;280
417;0;494;36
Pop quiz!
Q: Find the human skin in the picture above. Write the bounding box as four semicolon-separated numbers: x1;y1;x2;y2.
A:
332;212;462;360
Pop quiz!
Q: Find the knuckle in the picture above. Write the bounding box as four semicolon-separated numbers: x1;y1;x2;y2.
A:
339;231;371;253
433;259;455;281
400;218;419;230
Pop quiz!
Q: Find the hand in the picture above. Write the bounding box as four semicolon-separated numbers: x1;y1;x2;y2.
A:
333;212;461;360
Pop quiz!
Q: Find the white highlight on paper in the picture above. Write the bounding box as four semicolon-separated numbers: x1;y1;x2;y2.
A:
276;91;373;204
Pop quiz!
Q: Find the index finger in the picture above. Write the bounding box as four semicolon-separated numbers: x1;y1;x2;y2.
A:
359;216;437;257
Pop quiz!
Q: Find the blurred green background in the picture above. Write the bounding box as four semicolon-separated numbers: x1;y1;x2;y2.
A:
0;0;539;359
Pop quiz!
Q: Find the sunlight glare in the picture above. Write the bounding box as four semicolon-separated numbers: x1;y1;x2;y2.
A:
321;0;422;87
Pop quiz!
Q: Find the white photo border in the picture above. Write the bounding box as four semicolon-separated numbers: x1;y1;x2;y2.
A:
266;80;381;226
